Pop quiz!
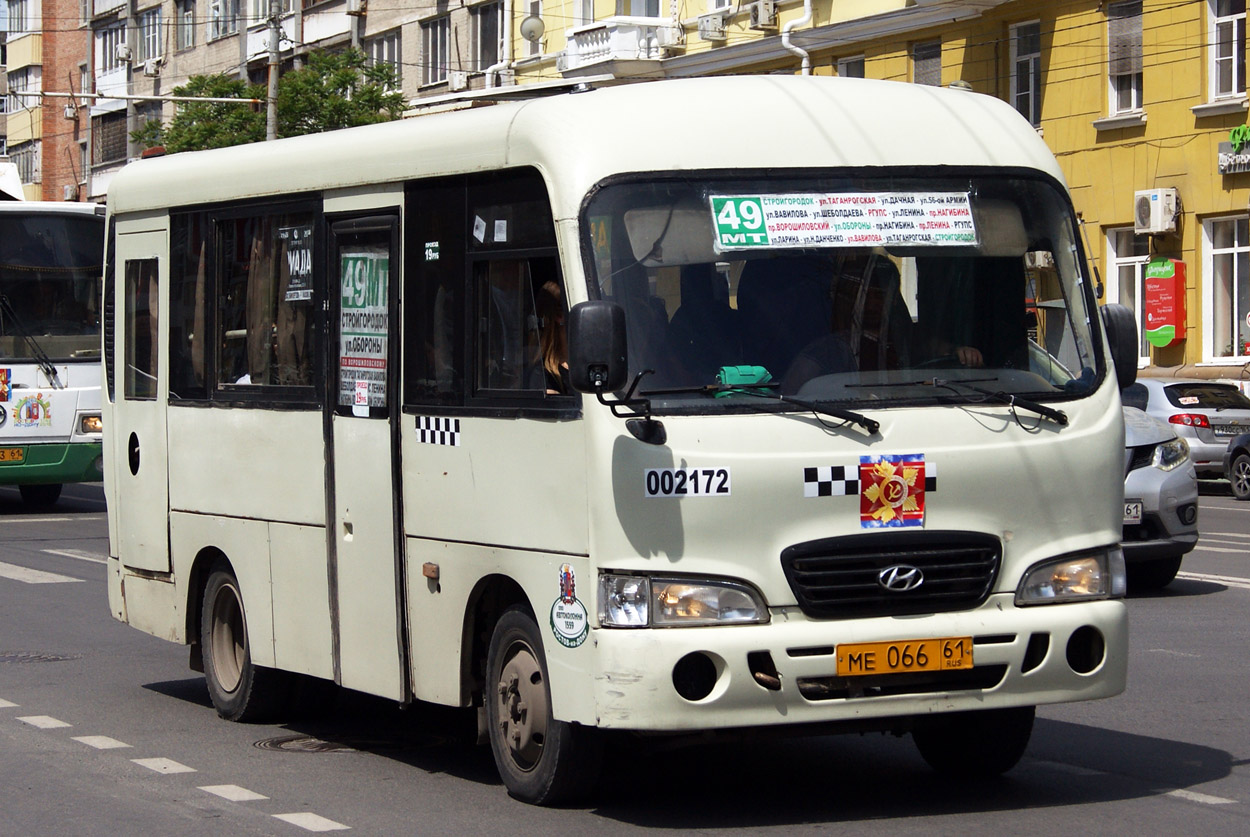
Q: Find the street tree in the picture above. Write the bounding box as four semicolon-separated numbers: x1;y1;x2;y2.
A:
277;48;406;137
132;75;266;153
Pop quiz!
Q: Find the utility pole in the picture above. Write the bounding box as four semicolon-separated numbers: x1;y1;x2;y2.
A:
266;0;281;141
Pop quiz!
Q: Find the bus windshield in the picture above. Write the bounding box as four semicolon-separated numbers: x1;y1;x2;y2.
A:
581;172;1101;414
0;211;105;361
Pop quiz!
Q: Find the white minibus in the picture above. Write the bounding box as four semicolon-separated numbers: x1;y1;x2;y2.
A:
0;201;105;505
104;75;1136;804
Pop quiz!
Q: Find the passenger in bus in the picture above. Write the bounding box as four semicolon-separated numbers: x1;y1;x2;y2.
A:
536;278;570;395
738;255;833;382
669;263;742;382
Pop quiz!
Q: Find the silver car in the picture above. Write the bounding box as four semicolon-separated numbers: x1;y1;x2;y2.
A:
1121;378;1250;480
1122;406;1198;590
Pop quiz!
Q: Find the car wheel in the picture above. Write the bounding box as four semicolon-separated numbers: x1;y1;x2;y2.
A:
19;483;62;507
201;566;290;722
1230;453;1250;500
913;706;1035;777
485;606;603;804
1127;555;1183;592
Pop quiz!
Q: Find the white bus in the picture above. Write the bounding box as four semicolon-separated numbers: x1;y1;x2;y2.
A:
0;201;106;506
104;75;1136;804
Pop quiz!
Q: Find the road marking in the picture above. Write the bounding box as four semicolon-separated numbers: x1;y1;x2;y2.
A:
74;735;131;750
17;715;71;729
0;561;83;584
3;515;106;523
200;784;269;802
1178;571;1250;590
0;698;17;708
41;549;107;565
1147;648;1201;658
273;813;350;832
1166;788;1237;805
1191;545;1248;554
132;757;196;774
1204;531;1250;539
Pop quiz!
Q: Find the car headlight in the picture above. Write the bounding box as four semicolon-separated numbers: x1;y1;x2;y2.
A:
1016;546;1126;605
599;574;769;627
1152;437;1189;471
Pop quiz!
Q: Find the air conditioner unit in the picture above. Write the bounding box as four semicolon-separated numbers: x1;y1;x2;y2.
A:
142;59;161;78
1134;187;1179;235
697;12;727;42
447;71;468;92
116;42;133;63
748;0;777;30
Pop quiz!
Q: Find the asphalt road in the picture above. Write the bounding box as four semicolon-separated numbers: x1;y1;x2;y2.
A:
1;482;1247;835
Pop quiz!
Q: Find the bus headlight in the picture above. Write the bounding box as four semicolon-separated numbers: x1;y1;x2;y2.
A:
1016;547;1126;605
79;413;103;434
599;574;769;627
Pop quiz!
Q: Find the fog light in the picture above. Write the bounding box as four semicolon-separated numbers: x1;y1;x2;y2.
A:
1066;626;1105;674
672;652;718;701
1177;503;1198;526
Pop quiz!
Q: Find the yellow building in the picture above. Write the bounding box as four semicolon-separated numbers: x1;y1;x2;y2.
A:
517;0;1249;378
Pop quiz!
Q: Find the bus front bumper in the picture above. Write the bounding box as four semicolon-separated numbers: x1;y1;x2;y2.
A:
0;442;104;485
587;595;1127;731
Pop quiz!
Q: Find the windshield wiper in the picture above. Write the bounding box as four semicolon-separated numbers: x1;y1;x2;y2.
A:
0;295;63;389
643;381;880;434
933;379;1067;426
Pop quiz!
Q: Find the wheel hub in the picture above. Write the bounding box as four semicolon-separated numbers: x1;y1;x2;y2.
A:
496;645;548;769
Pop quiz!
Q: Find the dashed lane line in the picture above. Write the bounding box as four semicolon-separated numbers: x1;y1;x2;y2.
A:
1204;531;1250;539
1167;789;1238;805
273;813;351;832
1191;545;1249;554
74;735;131;750
17;716;71;729
1177;571;1250;590
132;757;197;775
200;785;269;802
0;561;83;584
0;698;17;708
3;515;106;523
41;549;107;565
1034;759;1239;805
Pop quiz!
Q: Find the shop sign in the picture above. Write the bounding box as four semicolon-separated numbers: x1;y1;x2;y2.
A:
1144;258;1186;348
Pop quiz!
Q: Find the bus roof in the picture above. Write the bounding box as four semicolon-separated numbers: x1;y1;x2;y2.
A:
106;75;1066;219
0;201;105;216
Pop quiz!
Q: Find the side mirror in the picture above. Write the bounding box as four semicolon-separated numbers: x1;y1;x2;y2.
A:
568;300;628;393
1100;303;1138;391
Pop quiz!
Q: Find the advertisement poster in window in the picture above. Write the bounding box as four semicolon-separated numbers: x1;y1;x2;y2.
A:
279;225;314;303
339;247;389;411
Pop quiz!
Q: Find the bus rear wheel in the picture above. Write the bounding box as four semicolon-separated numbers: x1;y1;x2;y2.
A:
201;567;289;722
19;483;62;507
485;607;602;804
912;706;1034;777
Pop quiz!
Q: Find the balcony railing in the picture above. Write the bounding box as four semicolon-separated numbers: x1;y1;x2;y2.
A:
557;16;679;73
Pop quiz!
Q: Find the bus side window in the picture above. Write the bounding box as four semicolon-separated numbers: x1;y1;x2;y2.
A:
123;258;159;400
405;177;466;405
169;212;210;400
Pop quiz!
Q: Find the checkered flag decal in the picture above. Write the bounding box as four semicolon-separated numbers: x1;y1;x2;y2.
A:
925;462;937;492
803;466;858;497
416;417;461;446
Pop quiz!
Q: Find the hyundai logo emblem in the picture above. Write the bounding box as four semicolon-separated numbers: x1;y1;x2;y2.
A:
878;564;924;592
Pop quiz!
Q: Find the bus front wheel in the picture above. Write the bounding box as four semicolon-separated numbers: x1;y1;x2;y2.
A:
201;567;289;722
485;607;603;804
912;706;1034;777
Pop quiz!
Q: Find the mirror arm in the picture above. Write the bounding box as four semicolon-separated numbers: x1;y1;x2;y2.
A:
592;370;667;445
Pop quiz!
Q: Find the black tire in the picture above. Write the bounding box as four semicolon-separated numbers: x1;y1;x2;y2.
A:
485;606;603;805
913;706;1034;777
19;483;62;507
200;567;290;722
1230;453;1250;501
1127;555;1183;592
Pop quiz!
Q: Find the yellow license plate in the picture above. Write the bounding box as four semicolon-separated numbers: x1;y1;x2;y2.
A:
0;447;25;463
837;636;973;677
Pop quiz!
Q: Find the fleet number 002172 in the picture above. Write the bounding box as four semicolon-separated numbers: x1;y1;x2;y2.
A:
836;637;973;677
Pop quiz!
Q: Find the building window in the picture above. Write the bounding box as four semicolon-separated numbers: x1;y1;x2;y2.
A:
138;8;163;62
472;2;503;72
1108;1;1143;114
1107;228;1150;362
837;55;865;78
209;0;240;40
912;40;941;86
1010;21;1042;124
7;0;38;36
97;24;126;72
422;16;450;85
93;112;129;165
177;0;197;50
6;67;40;114
246;0;291;25
1206;216;1250;359
1212;0;1247;100
10;141;41;185
364;29;402;82
577;0;593;26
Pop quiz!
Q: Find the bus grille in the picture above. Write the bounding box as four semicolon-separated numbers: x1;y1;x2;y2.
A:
780;531;1001;619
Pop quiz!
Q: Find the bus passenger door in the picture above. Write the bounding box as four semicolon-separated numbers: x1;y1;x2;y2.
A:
328;215;405;700
113;227;171;574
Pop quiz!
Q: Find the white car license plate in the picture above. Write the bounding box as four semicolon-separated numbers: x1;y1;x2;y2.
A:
1124;500;1143;523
